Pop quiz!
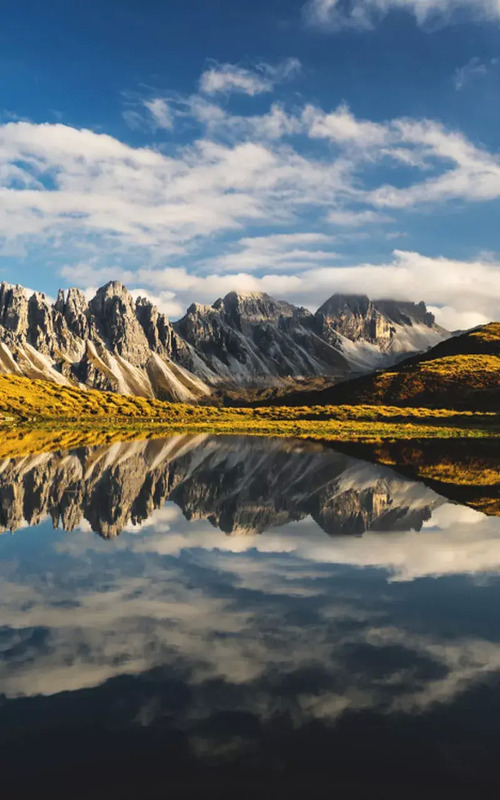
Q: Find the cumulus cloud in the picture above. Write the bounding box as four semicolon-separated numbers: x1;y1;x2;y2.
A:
2;104;498;251
2;84;500;323
203;232;339;273
67;248;500;328
327;209;394;226
142;97;174;130
304;102;390;146
304;0;500;30
199;58;301;96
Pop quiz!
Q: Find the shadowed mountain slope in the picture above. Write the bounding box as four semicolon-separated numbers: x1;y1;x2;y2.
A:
272;323;500;411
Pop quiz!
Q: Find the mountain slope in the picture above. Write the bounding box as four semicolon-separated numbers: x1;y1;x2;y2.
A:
175;291;352;384
0;282;211;403
274;323;500;410
0;282;449;400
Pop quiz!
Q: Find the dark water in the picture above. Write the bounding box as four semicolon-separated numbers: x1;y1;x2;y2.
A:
1;435;500;798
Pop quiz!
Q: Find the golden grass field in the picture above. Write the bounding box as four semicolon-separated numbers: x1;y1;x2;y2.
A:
0;373;499;461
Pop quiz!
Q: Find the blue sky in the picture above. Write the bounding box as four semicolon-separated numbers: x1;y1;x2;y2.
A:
1;0;500;327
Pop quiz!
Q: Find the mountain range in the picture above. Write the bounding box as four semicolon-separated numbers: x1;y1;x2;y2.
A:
0;281;448;402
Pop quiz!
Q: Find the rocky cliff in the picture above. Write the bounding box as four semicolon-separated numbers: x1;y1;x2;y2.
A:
0;435;444;538
0;282;210;402
0;282;449;401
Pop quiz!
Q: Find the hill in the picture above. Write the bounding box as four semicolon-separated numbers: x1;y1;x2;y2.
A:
270;323;500;411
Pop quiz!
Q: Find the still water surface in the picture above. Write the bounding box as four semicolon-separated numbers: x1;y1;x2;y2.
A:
1;435;500;798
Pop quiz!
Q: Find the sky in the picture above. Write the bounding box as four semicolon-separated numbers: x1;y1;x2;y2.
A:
1;0;500;328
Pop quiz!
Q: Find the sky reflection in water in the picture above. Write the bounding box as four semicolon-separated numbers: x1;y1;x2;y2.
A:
1;434;500;798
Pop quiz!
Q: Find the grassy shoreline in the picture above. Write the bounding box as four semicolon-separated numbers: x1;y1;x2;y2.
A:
1;372;499;459
1;412;500;461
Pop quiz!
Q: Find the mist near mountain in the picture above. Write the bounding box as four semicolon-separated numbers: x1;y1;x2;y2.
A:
274;321;500;410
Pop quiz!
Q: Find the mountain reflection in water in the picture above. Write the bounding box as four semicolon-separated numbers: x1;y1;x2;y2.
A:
1;434;500;799
0;434;448;537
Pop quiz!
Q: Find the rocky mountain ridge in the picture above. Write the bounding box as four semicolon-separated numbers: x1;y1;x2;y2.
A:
0;281;449;401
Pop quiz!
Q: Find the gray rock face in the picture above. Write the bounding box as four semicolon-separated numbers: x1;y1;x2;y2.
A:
0;436;444;538
55;287;91;340
176;291;352;383
316;294;391;346
315;293;435;349
0;280;210;401
176;289;448;385
0;283;29;336
88;282;151;365
0;281;449;400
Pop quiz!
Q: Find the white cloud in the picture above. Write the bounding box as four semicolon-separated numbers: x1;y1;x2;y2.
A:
327;209;394;226
143;97;174;130
2;90;500;323
1;103;499;252
454;56;499;90
199;58;301;96
304;102;390;146
103;249;500;327
190;99;304;141
63;248;500;327
203;232;339;273
128;287;185;318
304;0;500;30
426;304;488;330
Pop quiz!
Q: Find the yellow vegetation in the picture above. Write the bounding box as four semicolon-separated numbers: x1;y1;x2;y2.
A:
469;322;500;344
361;354;500;404
0;373;498;461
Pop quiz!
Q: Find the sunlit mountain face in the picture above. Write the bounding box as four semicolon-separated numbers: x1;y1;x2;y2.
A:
2;435;500;798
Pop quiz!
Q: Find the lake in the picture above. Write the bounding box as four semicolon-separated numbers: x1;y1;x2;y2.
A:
1;434;500;798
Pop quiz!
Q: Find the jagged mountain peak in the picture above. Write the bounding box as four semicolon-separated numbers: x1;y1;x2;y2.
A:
55;286;88;310
0;280;29;294
314;292;444;359
219;289;267;302
0;278;450;401
94;280;130;299
317;293;372;317
185;301;214;316
214;289;304;326
373;298;436;328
